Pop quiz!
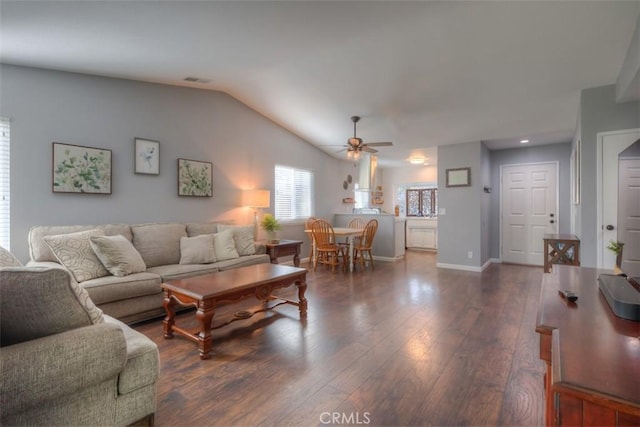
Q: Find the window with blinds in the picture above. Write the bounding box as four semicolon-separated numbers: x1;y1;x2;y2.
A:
274;165;313;221
0;117;9;249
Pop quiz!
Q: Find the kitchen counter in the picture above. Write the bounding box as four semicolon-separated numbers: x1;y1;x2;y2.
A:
334;214;405;261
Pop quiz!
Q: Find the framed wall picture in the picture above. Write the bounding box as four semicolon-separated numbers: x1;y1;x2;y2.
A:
52;142;112;194
445;167;471;187
178;158;213;197
135;138;160;175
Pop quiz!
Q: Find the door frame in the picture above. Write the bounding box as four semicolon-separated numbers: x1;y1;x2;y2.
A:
596;128;640;268
499;161;559;264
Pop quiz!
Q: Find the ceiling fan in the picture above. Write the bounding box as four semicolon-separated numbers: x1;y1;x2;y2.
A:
343;116;393;158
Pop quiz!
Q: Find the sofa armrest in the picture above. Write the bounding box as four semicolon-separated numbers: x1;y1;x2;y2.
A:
0;322;127;415
25;260;66;270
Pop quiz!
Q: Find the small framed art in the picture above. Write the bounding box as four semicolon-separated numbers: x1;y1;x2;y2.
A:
135;138;160;175
446;167;471;188
178;158;213;197
52;142;112;194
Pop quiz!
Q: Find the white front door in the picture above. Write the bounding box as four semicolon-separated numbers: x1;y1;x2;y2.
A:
598;129;640;268
501;162;558;265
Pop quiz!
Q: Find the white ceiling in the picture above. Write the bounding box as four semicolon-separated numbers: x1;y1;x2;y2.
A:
1;1;638;167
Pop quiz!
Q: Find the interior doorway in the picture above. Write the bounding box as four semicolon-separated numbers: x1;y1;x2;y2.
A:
501;162;558;266
597;129;640;269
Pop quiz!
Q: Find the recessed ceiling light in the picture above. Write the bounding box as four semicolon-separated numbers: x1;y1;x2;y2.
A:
520;139;530;144
409;156;425;164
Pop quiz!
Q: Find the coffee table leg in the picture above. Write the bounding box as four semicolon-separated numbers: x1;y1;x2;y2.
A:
163;291;176;339
196;300;215;360
296;279;307;316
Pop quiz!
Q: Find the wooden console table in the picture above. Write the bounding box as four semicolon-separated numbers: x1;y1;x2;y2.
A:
543;234;580;273
535;266;640;426
264;239;303;267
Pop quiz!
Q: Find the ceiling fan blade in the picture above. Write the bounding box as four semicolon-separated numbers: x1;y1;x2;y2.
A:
362;146;378;153
363;141;393;147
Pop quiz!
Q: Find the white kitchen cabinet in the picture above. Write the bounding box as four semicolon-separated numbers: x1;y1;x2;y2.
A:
406;219;437;249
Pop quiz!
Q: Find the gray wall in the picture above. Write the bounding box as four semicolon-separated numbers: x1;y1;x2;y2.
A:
1;64;346;262
437;141;483;269
578;84;639;267
480;142;491;264
489;142;572;260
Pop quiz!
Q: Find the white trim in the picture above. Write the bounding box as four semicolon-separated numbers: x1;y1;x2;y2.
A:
372;255;404;262
436;262;483;272
481;258;493;271
499;161;559;266
596;128;640;268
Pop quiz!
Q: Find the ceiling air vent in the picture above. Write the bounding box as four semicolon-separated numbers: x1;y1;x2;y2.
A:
183;77;211;84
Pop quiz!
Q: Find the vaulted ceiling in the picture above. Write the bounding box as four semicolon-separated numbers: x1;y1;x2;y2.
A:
1;1;638;167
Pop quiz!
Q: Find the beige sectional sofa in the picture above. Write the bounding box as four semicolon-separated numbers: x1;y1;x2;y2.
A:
1;267;159;426
27;221;270;324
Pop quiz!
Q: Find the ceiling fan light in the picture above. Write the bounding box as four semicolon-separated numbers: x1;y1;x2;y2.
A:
409;156;425;165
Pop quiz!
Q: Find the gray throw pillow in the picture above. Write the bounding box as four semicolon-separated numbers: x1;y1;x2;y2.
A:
43;229;109;283
179;234;216;264
217;224;256;256
0;246;22;267
90;235;147;276
213;229;240;261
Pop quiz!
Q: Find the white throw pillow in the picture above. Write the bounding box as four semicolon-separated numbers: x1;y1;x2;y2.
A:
0;245;22;267
213;229;239;261
90;235;147;276
180;234;216;264
217;224;256;256
43;229;109;283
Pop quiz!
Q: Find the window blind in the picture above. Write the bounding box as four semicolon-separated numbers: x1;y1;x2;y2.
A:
274;165;313;221
0;117;9;249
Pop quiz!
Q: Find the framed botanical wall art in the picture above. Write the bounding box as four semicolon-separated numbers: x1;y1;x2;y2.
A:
135;138;160;175
178;158;212;197
52;142;112;194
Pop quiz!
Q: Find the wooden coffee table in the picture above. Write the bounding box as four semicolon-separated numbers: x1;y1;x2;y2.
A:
161;263;307;359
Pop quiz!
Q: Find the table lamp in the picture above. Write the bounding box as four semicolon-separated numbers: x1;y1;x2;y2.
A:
242;189;270;240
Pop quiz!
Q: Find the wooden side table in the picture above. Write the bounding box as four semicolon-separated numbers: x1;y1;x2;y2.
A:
264;240;303;267
543;233;580;273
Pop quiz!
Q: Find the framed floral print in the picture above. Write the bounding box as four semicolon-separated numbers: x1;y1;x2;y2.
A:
177;158;212;197
135;138;160;175
52;142;112;194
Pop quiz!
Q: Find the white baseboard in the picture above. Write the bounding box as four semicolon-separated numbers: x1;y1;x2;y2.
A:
372;255;404;262
436;262;483;272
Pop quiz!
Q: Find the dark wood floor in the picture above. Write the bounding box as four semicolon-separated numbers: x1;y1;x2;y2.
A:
135;250;545;426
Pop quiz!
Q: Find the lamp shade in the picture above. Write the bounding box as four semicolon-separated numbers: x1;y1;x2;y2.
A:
243;189;270;208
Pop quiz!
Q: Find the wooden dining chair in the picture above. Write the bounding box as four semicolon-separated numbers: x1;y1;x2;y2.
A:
311;219;347;272
352;219;379;271
305;216;317;267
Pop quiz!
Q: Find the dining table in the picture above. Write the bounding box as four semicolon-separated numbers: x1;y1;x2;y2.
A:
304;227;363;272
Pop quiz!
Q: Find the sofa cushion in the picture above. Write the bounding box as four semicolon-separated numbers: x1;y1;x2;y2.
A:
81;272;162;305
44;229;110;283
0;246;22;267
0;267;104;346
217;224;256;256
131;223;187;267
90;235;147;277
28;224;132;263
213;229;239;261
146;264;219;281
179;234;216;264
215;254;271;271
186;222;219;237
103;315;159;395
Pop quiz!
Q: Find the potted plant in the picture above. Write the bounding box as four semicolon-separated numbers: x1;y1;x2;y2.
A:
607;240;624;268
260;213;281;243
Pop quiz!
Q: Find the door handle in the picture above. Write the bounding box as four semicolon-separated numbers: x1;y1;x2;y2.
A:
606;224;614;231
550;213;555;218
550;220;555;224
